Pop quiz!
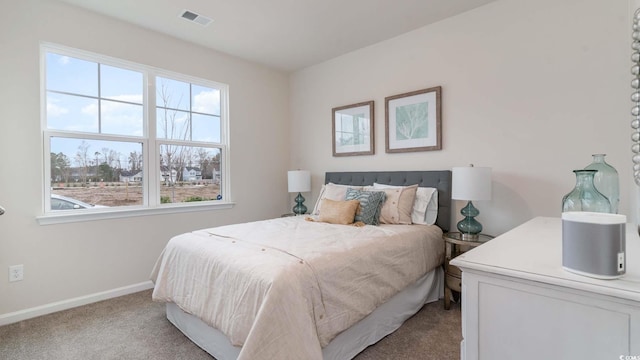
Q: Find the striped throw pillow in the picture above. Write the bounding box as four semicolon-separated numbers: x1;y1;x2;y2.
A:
345;188;386;225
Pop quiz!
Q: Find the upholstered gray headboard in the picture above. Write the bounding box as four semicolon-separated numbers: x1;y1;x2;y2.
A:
324;171;452;232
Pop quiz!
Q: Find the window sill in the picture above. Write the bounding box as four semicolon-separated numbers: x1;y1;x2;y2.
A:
36;201;235;225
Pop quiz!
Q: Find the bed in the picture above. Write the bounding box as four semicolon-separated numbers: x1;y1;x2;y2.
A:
150;170;452;360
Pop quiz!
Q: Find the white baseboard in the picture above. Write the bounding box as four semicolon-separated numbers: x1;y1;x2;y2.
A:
0;281;154;326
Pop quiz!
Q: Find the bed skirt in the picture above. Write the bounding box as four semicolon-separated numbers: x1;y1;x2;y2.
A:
165;266;444;360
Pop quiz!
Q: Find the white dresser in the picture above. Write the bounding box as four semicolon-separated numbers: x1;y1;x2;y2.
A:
451;217;640;360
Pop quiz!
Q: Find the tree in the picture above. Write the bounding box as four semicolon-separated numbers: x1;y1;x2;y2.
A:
94;151;101;179
98;163;115;181
157;80;189;142
129;151;142;171
157;81;189;195
197;148;211;179
75;141;90;183
212;151;221;183
101;148;109;166
50;152;70;183
101;147;120;170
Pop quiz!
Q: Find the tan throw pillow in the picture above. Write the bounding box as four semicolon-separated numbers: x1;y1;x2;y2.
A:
318;199;360;225
372;183;418;224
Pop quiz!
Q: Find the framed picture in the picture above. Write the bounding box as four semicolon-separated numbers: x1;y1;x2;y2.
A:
385;86;442;153
332;101;374;156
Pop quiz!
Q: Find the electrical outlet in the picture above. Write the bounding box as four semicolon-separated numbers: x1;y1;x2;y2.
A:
9;265;23;282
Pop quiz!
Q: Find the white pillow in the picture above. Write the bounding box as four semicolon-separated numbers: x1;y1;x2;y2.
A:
412;187;438;225
312;183;364;215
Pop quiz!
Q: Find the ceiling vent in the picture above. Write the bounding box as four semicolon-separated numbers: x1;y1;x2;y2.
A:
180;10;212;27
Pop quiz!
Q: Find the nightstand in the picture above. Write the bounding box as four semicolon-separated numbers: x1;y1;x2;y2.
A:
443;232;494;310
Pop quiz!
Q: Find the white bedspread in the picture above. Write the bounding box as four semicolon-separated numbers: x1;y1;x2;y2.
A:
150;216;443;360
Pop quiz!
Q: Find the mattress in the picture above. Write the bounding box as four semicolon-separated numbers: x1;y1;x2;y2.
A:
151;216;444;360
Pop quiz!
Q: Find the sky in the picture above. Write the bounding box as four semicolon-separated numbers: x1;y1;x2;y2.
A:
46;52;222;170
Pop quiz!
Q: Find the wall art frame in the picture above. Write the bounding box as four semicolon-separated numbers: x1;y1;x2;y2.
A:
332;100;375;157
385;86;442;153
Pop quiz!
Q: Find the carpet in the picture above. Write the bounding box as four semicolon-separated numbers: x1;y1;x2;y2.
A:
0;290;461;360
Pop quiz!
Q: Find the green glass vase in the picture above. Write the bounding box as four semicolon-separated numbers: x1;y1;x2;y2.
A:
584;154;619;214
562;169;611;213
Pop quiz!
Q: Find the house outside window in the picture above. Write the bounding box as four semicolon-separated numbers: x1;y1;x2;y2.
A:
40;43;230;222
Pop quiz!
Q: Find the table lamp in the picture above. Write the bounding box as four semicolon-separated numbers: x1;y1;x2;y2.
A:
452;165;492;240
288;170;311;215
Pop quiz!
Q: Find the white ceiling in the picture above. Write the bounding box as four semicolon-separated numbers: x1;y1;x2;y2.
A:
55;0;496;72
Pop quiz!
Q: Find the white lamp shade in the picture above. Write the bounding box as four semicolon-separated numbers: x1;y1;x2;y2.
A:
288;170;311;193
451;166;492;201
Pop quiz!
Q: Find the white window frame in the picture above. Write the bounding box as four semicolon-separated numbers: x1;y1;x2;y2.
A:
37;43;232;225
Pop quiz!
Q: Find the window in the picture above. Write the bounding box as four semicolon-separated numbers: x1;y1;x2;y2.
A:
41;44;229;221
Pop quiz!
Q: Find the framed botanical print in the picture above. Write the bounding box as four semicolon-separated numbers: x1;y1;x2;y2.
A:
385;86;442;153
332;101;374;156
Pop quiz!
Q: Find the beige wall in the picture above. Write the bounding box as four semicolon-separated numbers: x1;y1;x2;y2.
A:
290;0;631;236
0;0;290;317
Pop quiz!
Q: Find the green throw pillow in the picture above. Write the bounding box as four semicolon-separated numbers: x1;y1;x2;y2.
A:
345;188;386;225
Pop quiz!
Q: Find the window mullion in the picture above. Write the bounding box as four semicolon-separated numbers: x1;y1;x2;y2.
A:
44;130;142;143
97;64;102;133
146;72;157;207
220;85;230;202
189;84;193;141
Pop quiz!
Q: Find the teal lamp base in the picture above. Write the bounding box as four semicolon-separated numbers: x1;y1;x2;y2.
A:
457;201;482;240
292;192;307;215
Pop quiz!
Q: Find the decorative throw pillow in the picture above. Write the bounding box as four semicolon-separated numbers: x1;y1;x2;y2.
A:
345;188;386;225
317;199;360;225
372;183;419;224
312;183;364;215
